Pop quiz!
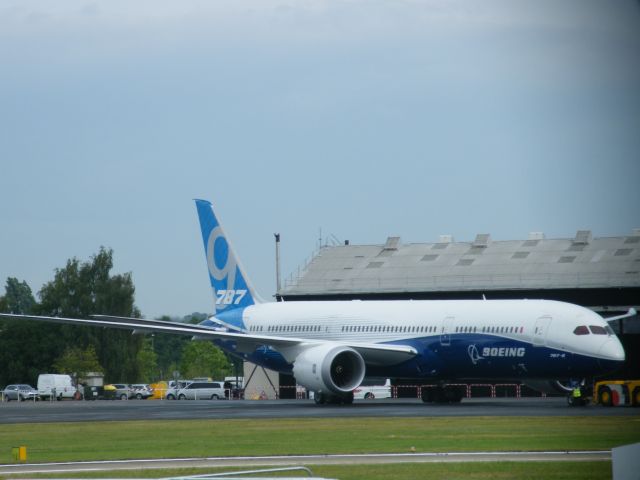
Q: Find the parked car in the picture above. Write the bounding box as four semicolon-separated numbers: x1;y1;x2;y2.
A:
37;374;76;400
166;380;192;400
353;379;392;400
105;384;133;400
3;384;39;401
130;384;154;399
176;381;226;400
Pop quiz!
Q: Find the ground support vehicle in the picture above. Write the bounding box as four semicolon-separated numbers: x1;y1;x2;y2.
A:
594;380;640;407
37;374;76;400
2;385;39;401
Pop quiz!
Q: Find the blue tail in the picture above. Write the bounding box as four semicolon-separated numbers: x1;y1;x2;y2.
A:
195;200;259;325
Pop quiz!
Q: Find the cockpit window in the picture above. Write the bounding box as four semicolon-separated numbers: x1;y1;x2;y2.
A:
605;325;615;335
589;325;607;335
573;325;590;335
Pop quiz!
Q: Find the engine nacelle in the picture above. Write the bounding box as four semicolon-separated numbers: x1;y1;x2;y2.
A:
524;380;577;395
292;344;366;394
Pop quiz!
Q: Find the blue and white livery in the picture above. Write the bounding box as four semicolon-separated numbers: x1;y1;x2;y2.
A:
1;201;627;405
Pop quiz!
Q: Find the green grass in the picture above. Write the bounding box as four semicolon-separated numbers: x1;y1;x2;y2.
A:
1;462;614;480
1;416;638;464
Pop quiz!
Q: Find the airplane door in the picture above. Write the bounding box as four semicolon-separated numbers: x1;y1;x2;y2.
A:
440;316;454;346
533;316;552;347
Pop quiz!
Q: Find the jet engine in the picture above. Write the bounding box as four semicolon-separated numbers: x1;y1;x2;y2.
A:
292;344;366;394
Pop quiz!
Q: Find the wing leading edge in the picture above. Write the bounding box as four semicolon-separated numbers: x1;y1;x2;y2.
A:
0;313;417;367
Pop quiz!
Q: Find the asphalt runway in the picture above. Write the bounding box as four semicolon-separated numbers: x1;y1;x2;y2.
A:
0;397;637;424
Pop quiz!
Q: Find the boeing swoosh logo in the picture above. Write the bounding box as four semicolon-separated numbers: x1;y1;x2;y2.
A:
468;344;484;365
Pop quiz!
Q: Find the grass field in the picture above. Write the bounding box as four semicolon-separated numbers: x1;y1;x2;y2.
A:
1;416;638;463
4;462;614;480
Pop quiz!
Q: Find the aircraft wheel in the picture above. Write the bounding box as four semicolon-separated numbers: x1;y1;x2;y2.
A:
421;387;434;403
341;392;354;405
314;393;326;405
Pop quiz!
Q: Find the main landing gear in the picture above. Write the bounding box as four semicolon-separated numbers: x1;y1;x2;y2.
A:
421;385;464;404
314;392;354;405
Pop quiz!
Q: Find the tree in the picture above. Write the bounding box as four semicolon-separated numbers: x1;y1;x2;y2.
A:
136;337;159;383
0;278;49;386
3;277;36;314
36;247;143;382
180;341;231;379
53;345;103;385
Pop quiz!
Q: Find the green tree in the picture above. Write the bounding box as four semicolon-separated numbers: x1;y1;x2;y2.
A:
180;341;231;379
36;247;143;382
0;278;51;386
53;345;103;385
152;316;192;380
136;337;159;383
3;277;36;314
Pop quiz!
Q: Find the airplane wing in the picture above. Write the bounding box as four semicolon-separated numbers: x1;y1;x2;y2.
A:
0;313;417;366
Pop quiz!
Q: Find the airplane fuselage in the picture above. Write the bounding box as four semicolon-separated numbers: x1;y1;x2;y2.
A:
206;299;625;382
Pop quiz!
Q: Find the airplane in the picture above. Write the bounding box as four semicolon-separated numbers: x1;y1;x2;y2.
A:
0;199;628;404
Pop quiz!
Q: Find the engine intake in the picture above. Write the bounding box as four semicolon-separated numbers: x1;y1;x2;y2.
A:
292;344;366;394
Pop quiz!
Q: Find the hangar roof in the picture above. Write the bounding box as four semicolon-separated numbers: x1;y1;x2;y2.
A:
280;230;640;296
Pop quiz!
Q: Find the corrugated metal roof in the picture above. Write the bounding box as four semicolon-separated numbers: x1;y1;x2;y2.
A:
281;231;640;295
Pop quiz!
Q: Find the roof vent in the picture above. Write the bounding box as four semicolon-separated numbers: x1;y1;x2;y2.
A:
439;235;454;243
528;232;545;241
473;234;491;248
573;230;592;245
383;236;401;250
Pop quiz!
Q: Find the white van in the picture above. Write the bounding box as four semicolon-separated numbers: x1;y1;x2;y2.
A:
37;374;76;400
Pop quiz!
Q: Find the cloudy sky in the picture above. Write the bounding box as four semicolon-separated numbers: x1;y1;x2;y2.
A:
1;0;639;319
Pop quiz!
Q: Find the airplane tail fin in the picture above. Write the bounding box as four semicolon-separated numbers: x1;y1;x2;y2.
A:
195;200;261;319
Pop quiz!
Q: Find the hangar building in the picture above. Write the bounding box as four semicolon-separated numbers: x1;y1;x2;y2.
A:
278;229;640;381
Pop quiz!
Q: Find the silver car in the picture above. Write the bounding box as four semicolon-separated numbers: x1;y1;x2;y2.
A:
3;384;39;401
176;381;226;400
131;384;154;399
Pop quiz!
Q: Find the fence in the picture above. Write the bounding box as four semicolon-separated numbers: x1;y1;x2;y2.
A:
278;383;548;400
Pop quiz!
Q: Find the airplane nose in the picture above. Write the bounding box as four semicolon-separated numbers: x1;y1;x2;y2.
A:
598;338;626;362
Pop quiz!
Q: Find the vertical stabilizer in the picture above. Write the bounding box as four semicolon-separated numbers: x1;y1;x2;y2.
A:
195;200;260;317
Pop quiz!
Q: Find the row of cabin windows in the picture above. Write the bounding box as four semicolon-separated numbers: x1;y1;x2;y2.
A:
259;324;323;333
341;325;438;334
457;325;525;334
251;324;526;335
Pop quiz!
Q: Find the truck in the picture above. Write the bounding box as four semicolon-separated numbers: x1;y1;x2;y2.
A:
593;380;640;407
37;374;76;400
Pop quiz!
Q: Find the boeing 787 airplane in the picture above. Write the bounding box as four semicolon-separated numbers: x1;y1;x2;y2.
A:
0;200;627;404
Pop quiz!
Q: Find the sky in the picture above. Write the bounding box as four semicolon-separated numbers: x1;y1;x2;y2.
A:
1;0;639;319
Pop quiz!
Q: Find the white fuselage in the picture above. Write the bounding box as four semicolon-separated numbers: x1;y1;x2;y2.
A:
241;299;623;363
